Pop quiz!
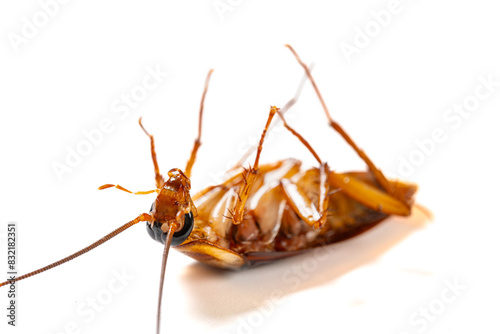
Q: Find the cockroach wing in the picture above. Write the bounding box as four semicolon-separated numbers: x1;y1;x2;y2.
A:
281;178;322;223
175;239;249;269
252;185;286;243
210;187;239;241
174;239;311;269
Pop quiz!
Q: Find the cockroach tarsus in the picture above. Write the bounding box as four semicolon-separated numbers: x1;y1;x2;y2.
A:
1;45;418;334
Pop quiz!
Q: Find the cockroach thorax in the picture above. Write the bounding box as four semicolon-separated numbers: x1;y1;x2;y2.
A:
146;168;196;246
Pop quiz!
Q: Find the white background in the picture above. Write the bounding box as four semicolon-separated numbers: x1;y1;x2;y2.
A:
1;1;499;333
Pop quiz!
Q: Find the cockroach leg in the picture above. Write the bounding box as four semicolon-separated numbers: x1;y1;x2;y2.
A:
274;109;330;229
139;117;165;189
97;183;158;195
275;110;323;165
277;106;412;217
284;45;401;202
185;69;214;179
231;106;279;224
228;64;313;172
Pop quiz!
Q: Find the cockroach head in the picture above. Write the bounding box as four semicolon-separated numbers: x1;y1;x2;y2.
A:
146;210;194;246
146;168;195;246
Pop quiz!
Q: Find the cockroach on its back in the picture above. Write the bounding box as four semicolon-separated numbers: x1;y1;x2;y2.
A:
0;45;417;333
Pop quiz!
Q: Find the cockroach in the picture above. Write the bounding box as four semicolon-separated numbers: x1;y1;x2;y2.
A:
0;45;417;333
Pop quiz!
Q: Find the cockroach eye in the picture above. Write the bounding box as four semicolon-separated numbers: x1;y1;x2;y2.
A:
146;205;194;246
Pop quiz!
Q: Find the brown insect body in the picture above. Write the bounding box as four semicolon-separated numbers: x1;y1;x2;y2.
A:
176;160;416;269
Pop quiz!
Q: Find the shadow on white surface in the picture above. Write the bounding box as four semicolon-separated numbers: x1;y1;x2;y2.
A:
179;207;429;323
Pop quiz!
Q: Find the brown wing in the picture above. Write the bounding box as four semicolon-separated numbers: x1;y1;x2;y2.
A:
175;239;249;270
